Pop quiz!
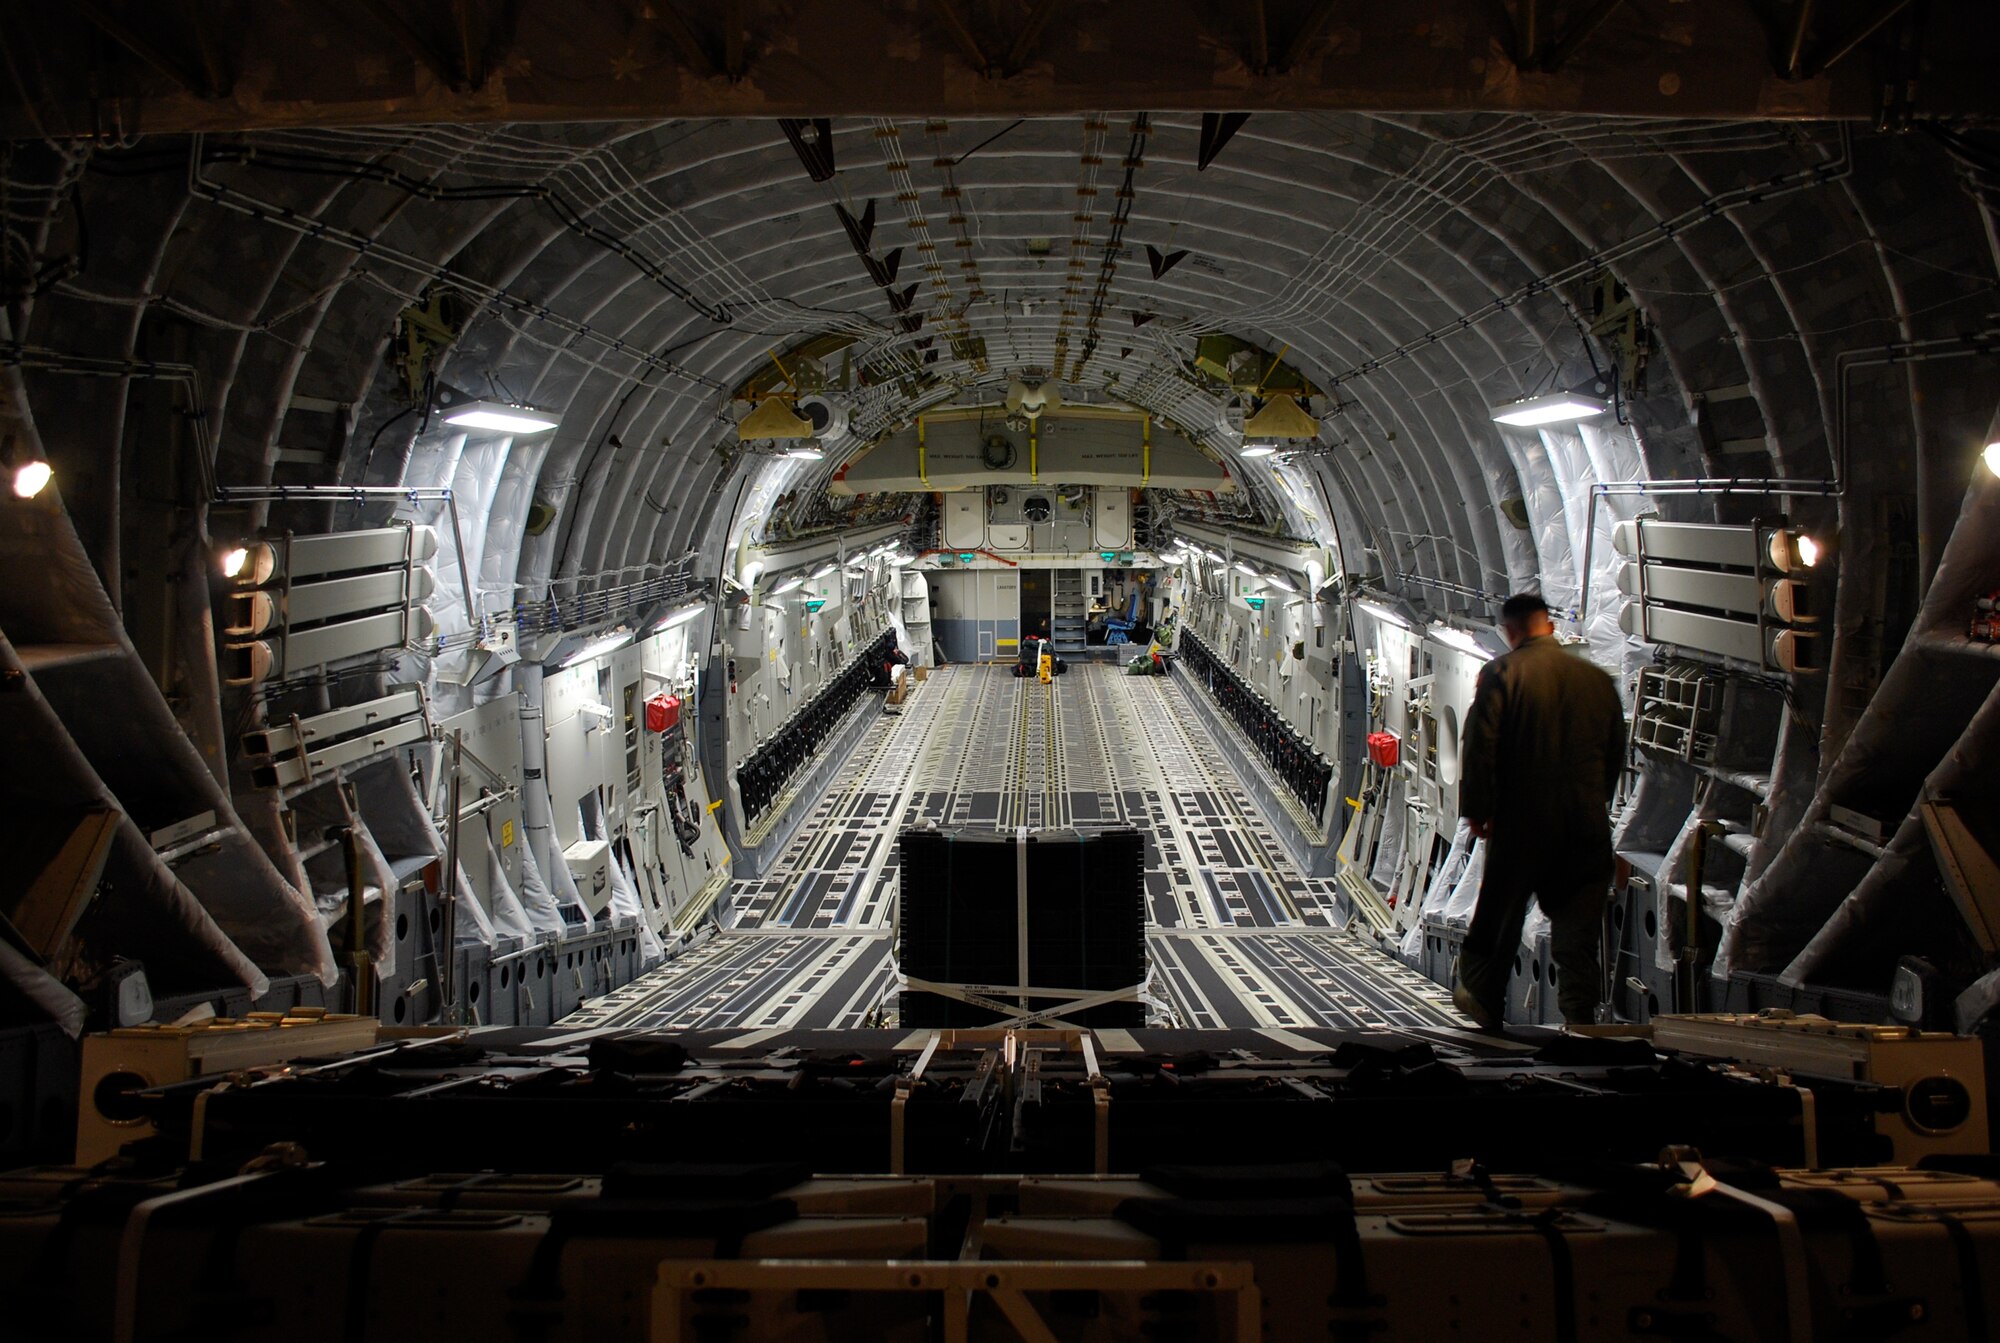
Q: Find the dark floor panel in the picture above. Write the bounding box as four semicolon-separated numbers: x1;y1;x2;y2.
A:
566;666;1460;1033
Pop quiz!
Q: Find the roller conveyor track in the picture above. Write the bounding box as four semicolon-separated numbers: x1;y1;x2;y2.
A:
568;665;1463;1033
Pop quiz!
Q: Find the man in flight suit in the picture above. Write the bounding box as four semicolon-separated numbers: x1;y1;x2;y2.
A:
1454;593;1626;1028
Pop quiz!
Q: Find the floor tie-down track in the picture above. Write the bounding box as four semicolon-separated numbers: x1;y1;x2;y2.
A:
569;665;1465;1033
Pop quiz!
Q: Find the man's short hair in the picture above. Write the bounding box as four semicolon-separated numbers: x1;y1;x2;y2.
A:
1499;593;1550;626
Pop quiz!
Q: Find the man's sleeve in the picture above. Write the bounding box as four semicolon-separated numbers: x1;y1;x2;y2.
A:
1601;679;1627;803
1459;664;1505;823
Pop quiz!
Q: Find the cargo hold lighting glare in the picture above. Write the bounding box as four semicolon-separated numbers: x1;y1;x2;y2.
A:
561;629;633;667
1356;599;1412;630
1488;391;1607;427
441;399;562;434
772;575;806;594
1239;443;1279;458
654;603;706;631
1986;441;2000;478
1429;624;1493;659
5;438;54;498
12;459;52;499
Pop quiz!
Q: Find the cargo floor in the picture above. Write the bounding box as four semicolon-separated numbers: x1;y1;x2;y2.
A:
569;664;1464;1032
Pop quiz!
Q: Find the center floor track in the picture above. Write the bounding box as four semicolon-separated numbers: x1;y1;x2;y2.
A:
567;665;1466;1033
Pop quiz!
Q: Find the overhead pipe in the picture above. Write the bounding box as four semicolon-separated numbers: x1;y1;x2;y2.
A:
1326;127;1854;392
216;483;481;637
1574;328;2000;628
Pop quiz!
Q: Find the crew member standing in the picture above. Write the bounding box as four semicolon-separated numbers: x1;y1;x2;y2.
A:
1454;593;1626;1028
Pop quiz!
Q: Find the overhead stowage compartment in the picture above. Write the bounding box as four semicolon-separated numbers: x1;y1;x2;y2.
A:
829;411;1234;494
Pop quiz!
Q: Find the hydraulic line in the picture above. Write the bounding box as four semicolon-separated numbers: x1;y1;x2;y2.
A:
1324;126;1855;392
178;137;728;389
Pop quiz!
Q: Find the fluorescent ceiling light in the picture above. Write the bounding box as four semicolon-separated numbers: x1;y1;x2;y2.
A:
1356;599;1412;630
772;576;806;594
654;604;706;631
783;444;826;461
561;629;633;667
1429;624;1493;659
1263;571;1296;592
810;561;837;579
1985;440;2000;478
888;552;913;567
1489;392;1606;427
12;459;53;499
1239;443;1279;458
1233;561;1258;576
442;399;561;434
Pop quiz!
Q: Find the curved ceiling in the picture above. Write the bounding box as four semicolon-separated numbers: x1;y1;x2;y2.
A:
5;107;1996;657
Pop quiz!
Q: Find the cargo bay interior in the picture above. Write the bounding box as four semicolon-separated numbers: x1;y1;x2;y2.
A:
6;4;2000;1340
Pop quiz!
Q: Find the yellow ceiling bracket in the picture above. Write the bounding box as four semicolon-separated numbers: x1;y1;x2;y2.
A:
1030;424;1039;482
917;417;929;488
738;397;814;439
766;347;797;390
1243;391;1320;439
1257;342;1292;393
1142;418;1152;486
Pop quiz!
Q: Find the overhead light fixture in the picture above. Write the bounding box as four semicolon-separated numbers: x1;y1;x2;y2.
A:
1239;443;1279;459
221;546;250;579
560;629;633;667
654;603;706;631
1356;599;1412;630
1985;440;2000;478
6;440;53;499
810;561;837;579
782;444;826;460
1005;378;1061;420
1242;392;1320;440
888;552;913;567
772;575;806;595
1233;561;1258;578
441;399;561;434
1767;529;1825;573
1263;570;1296;592
1488;391;1606;427
1429;624;1493;659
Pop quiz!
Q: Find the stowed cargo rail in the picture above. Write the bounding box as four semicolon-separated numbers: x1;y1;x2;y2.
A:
1178;630;1334;819
14;1021;1996;1342
737;630;897;825
11;1156;2000;1342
